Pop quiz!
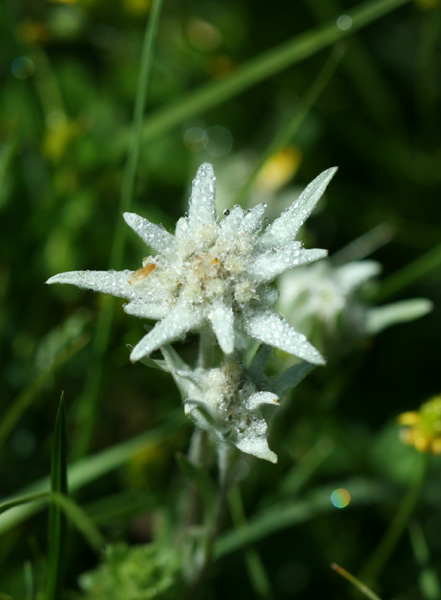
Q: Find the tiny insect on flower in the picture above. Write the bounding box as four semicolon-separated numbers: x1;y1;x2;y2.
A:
127;263;156;285
46;163;336;363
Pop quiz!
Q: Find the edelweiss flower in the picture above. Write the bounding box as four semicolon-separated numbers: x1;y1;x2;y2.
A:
278;258;432;354
47;163;336;363
159;344;314;463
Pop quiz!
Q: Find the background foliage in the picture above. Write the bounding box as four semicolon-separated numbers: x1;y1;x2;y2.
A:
1;0;441;598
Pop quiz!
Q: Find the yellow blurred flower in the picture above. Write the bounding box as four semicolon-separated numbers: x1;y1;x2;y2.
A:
43;114;80;162
398;395;441;454
123;0;151;17
415;0;440;10
18;20;50;45
205;54;235;79
256;146;302;192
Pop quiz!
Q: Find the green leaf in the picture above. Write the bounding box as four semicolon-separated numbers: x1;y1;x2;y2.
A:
113;0;411;155
331;563;383;600
234;44;345;204
0;412;185;535
0;492;48;516
24;561;35;600
271;361;315;397
376;242;441;301
0;334;88;449
409;520;441;600
73;0;165;460
216;478;388;558
45;391;68;600
0;490;103;551
176;452;217;515
49;492;104;551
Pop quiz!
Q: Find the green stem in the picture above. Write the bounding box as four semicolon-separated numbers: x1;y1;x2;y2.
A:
72;0;164;459
360;452;430;581
188;446;237;600
113;0;412;155
228;485;273;599
234;44;345;205
375;242;441;302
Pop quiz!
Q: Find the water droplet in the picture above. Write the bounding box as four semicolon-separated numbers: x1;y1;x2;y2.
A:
223;209;230;216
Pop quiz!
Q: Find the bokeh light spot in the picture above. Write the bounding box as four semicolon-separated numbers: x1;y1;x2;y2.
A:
11;56;35;79
336;15;353;30
330;488;351;509
206;125;233;157
183;126;208;152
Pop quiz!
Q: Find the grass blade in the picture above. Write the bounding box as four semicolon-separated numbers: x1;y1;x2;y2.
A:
24;561;35;600
375;242;441;301
216;478;387;558
234;44;345;204
331;563;382;600
228;486;272;599
0;335;88;449
0;412;185;535
45;392;68;600
49;492;104;551
114;0;411;154
73;0;165;460
0;490;103;552
0;492;48;515
408;520;441;600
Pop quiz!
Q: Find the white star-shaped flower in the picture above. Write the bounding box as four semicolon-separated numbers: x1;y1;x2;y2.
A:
47;163;337;363
159;344;314;463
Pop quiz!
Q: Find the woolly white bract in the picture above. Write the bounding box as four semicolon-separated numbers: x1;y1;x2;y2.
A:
47;163;336;363
158;344;314;463
278;258;433;353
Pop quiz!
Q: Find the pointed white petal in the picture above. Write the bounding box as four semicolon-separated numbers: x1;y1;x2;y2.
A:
175;216;190;239
208;302;235;354
188;163;217;229
123;212;175;254
249;246;327;282
46;269;138;300
123;300;168;320
243;307;325;365
335;260;381;292
220;205;245;236
258;167;338;248
130;305;204;362
233;419;278;463
241;204;266;234
160;345;205;399
365;299;433;335
247;392;279;410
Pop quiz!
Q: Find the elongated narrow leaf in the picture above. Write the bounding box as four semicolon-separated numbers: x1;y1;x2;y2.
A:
0;335;88;449
215;478;388;558
113;0;411;155
45;392;68;600
49;492;104;551
0;492;48;516
0;490;102;551
24;561;35;600
176;452;217;515
0;413;185;535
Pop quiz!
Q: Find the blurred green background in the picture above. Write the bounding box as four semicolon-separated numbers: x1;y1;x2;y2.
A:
1;0;441;598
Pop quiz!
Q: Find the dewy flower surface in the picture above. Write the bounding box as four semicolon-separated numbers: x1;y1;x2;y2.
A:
47;163;337;363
